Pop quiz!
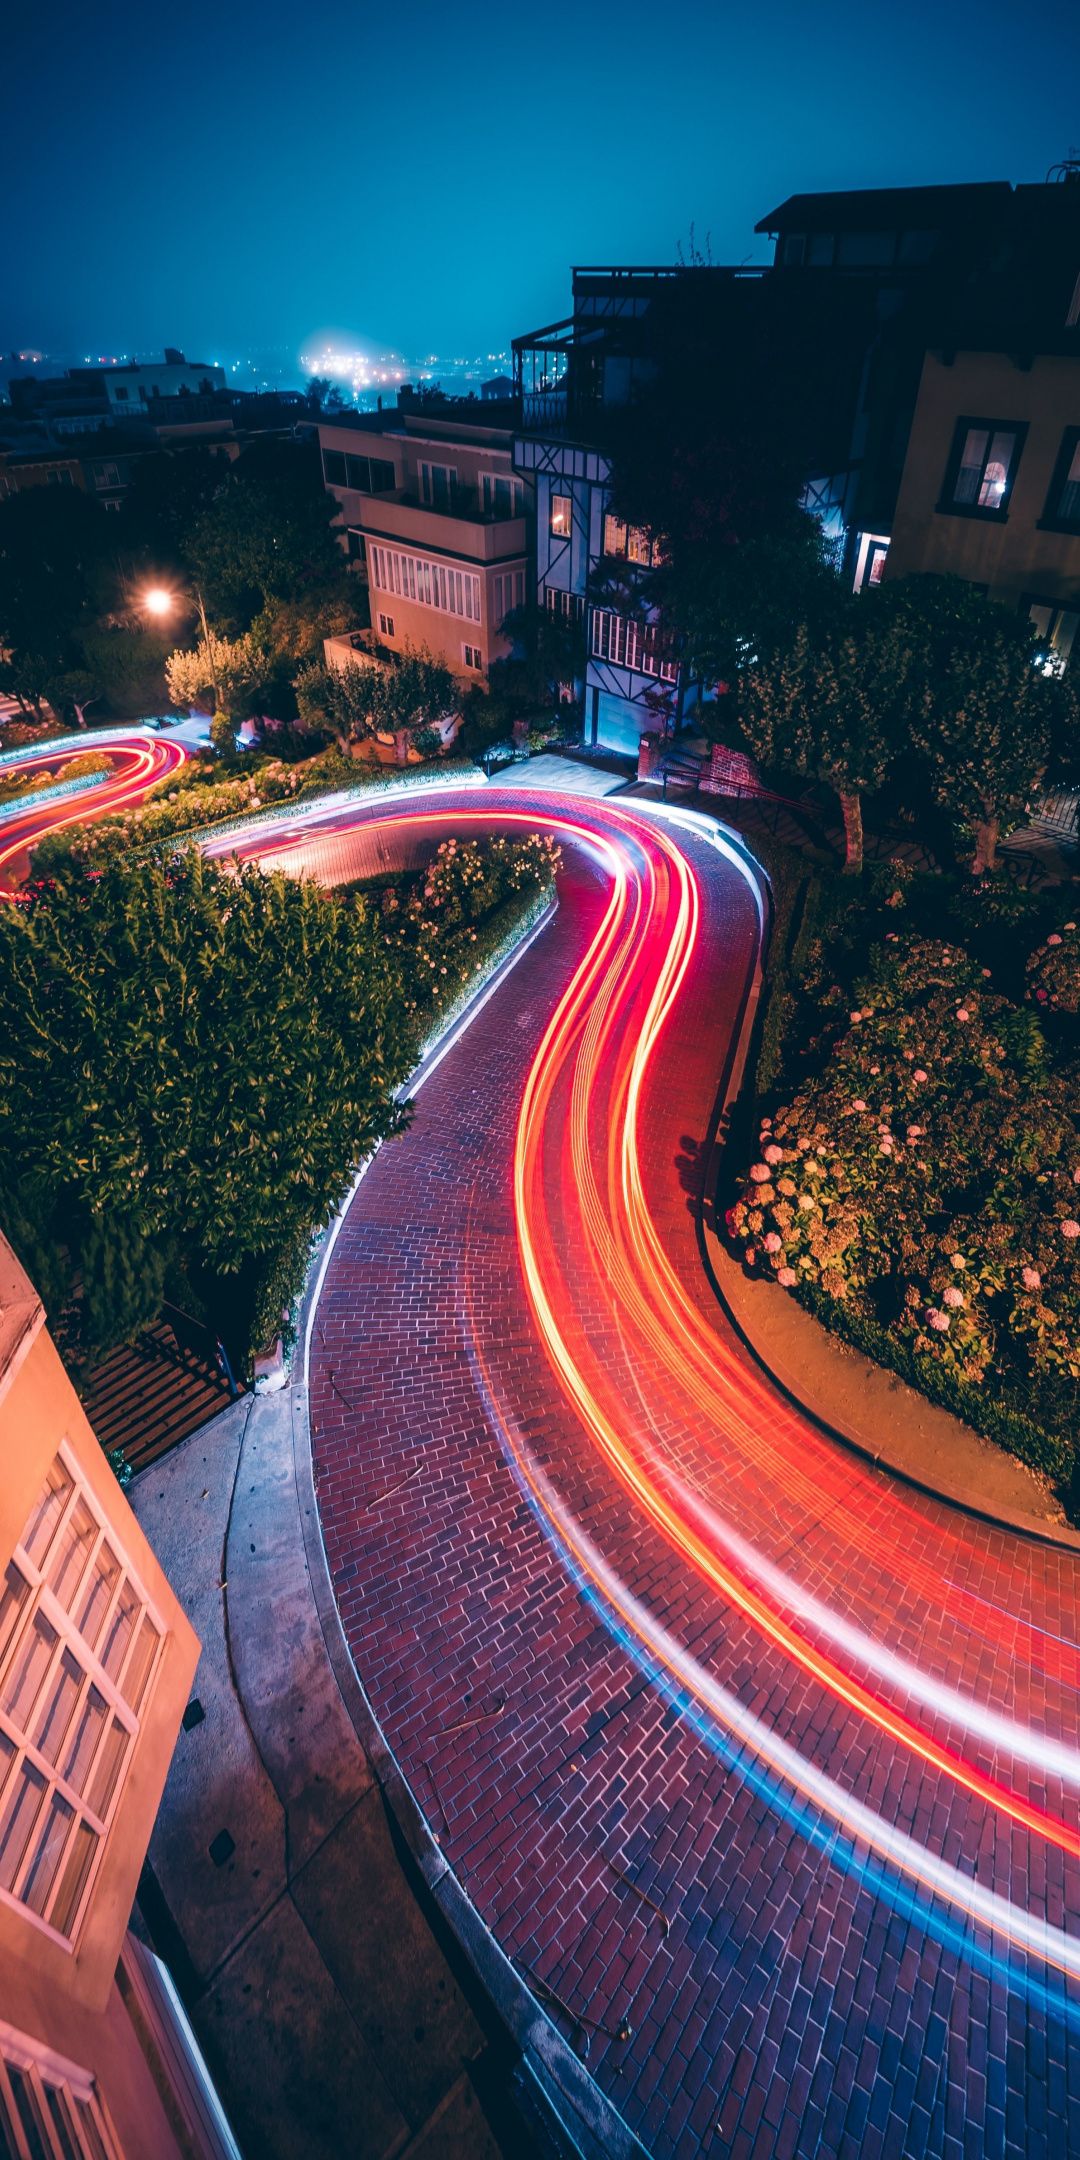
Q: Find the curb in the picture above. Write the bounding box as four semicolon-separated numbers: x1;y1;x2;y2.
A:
674;804;1080;1557
225;795;648;2160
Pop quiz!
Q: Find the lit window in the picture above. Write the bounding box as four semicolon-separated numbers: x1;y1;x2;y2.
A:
1043;428;1080;533
0;2024;121;2159
550;494;572;538
943;419;1023;516
1027;598;1078;674
0;1452;161;1944
604;513;628;557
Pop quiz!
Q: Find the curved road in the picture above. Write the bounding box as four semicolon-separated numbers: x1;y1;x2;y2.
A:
7;746;1079;2157
218;784;1080;2160
0;726;190;892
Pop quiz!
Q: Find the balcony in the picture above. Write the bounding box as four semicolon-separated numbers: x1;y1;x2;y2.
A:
348;491;528;564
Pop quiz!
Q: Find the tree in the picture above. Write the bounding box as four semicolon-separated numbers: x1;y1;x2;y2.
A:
187;437;348;625
872;577;1056;874
165;629;267;712
740;619;895;873
295;645;456;755
0;851;415;1368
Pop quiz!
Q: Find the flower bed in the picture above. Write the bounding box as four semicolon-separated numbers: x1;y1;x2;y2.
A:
727;866;1080;1488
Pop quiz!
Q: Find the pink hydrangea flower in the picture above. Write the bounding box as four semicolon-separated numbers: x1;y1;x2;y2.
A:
760;1118;773;1132
902;1049;915;1061
879;1138;894;1153
764;1144;784;1164
1065;922;1077;932
1073;1167;1080;1185
777;1267;797;1287
927;1308;950;1331
1048;933;1063;946
763;1232;783;1253
852;1099;867;1112
1062;1220;1080;1240
749;1164;771;1183
850;1010;862;1023
869;1064;881;1076
942;1284;965;1308
949;1252;967;1270
798;1194;815;1211
1022;1267;1041;1290
956;1008;971;1022
907;1125;924;1139
914;1069;928;1084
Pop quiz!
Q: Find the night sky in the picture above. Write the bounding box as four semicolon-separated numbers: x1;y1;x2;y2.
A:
6;0;1079;367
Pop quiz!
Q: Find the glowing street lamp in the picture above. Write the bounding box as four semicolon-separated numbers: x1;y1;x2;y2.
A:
142;584;219;710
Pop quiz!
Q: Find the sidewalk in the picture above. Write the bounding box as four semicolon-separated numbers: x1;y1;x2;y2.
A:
129;1398;532;2160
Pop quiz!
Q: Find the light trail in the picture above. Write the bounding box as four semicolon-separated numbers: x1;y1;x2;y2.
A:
11;760;1080;1993
0;728;190;893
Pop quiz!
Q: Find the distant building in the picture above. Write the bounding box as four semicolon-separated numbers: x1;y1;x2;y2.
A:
481;375;514;401
317;408;530;683
0;1232;238;2158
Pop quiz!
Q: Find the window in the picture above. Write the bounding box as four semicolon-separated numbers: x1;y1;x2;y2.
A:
782;234;806;266
346;530;365;562
341;452;396;495
590;608;678;682
0;2023;121;2159
368;544;481;623
480;473;523;519
378;613;395;638
0;1451;162;1945
852;531;891;594
46;469;73;487
603;514;659;565
550;494;572;538
807;233;835;266
462;644;483;671
941;418;1025;517
93;465;120;490
544;588;585;623
492;569;526;627
322;448;347;487
1041;428;1080;533
419;462;456;511
1027;598;1079;674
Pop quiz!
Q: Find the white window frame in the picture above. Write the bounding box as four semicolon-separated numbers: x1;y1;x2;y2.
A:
492;569;526;628
462;643;483;671
0;2016;121;2160
378;612;395;638
368;544;481;625
0;1444;165;1950
544;588;584;623
590;607;677;683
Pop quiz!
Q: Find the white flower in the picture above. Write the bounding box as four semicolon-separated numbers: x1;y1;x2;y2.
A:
764;1232;782;1253
927;1308;951;1331
942;1285;965;1309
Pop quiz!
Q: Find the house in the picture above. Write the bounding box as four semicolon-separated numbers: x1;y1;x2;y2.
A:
318;406;530;684
883;176;1080;668
0;1232;237;2158
513;265;760;755
755;173;1080;597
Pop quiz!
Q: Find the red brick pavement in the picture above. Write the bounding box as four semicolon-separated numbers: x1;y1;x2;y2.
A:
303;789;1080;2160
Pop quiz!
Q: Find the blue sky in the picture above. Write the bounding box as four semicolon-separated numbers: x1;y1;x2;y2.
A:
6;0;1078;363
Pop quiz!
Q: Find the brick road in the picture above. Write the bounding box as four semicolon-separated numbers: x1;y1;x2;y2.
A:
293;787;1080;2160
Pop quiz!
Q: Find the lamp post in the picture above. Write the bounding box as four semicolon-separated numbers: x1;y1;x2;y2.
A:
142;584;220;711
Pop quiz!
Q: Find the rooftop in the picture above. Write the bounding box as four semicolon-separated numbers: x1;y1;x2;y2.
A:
0;1230;45;1409
755;181;1014;232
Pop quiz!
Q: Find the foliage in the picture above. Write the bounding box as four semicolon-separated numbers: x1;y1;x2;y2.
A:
729;910;1080;1479
295;644;457;747
0;852;415;1368
165;629;267;712
1027;919;1080;1016
740;617;896;872
186;437;348;625
868;576;1057;871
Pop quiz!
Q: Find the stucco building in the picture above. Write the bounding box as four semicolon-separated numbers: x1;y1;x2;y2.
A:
318;407;530;684
0;1233;236;2159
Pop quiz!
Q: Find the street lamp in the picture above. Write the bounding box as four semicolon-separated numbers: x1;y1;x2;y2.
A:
142;584;219;711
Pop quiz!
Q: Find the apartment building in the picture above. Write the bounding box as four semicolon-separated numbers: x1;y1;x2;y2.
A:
0;1233;236;2159
318;407;530;683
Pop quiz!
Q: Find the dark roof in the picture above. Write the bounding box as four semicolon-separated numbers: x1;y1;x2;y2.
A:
755;182;1012;233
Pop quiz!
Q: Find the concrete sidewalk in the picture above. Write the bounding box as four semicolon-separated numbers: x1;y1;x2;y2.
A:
130;1397;543;2160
